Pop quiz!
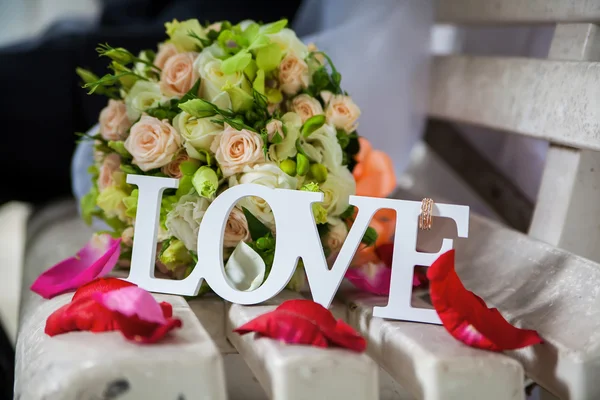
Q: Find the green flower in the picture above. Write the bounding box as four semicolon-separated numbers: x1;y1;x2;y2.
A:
159;239;193;271
165;19;206;52
192;166;219;199
97;186;128;222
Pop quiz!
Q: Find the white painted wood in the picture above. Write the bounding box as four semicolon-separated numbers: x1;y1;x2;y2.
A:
529;24;600;262
338;290;525;400
429;56;600;151
15;292;227;400
0;202;30;345
436;0;600;24
226;292;379;400
188;295;236;354
451;214;600;399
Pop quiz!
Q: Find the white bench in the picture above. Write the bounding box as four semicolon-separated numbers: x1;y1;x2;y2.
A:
12;1;600;399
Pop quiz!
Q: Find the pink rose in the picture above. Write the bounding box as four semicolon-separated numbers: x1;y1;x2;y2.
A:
161;151;189;179
210;124;265;177
155;42;178;70
97;153;121;191
278;54;309;95
159;52;199;98
99;100;131;141
265;119;284;142
223;208;251;248
124;115;182;171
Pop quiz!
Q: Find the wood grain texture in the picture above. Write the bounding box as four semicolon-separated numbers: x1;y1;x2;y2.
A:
436;0;600;24
429;55;600;150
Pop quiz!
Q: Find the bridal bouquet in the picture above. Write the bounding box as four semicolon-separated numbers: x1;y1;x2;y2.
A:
77;18;377;293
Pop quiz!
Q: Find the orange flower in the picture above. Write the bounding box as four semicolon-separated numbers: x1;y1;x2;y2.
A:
353;137;396;198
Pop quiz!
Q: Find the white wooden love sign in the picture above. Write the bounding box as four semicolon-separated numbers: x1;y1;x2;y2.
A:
125;175;470;324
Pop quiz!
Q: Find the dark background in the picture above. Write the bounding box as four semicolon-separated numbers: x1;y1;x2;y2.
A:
0;0;302;397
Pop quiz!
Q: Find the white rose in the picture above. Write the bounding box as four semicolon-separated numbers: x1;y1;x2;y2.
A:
321;91;361;133
290;94;324;123
320;168;356;217
324;217;348;254
268;28;309;59
301;123;344;172
165;193;211;251
173;111;223;151
125;81;165;121
278;53;309;95
196;54;244;106
268;112;301;163
124;116;182;171
229;163;298;230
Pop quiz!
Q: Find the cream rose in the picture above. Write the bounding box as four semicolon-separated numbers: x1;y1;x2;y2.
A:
160;52;199;98
195;49;244;106
324;218;348;254
320;168;357;217
268;112;301;163
124;116;182;171
125;81;164;121
161;151;189;178
173;111;223;151
229;163;298;230
121;227;134;247
321;91;361;133
278;54;309;95
165;193;211;251
301;123;343;172
290;94;324;123
268;28;309;59
154;42;178;70
99;100;131;141
265;119;284;142
211;124;265;177
97;153;121;191
224;207;251;248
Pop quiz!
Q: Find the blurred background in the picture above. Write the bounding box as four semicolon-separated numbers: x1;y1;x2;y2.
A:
0;0;554;398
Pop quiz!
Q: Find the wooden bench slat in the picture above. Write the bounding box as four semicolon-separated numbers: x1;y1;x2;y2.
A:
337;291;525;400
226;293;379;400
429;55;600;151
436;0;600;24
15;293;227;400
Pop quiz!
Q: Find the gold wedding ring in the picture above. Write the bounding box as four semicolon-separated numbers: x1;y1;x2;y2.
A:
419;198;434;230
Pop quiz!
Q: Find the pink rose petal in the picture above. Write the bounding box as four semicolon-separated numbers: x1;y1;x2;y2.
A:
94;286;167;325
31;234;121;299
345;262;391;296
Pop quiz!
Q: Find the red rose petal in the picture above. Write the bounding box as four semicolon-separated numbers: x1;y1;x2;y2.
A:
234;300;366;352
428;250;543;351
235;311;330;348
73;277;136;301
114;313;182;344
45;296;118;336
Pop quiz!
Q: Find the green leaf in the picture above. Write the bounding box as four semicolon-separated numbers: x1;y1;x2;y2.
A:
108;141;132;158
336;129;350;149
179;78;201;104
266;88;282;104
221;50;252;74
179;98;219;118
361;226;378;247
120;164;138;175
260;19;288;35
179;159;201;176
252;86;268;110
339;205;356;220
176;175;194;197
242;207;271;241
256;43;283;72
123;189;139;218
253;69;265;94
244;60;258;81
80;186;99;225
242;23;260;44
224;84;254;112
247;35;270;51
301;114;326;137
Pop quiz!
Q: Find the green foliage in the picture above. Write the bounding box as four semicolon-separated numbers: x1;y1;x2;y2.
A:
361;226;378;247
301;114;326;137
242;207;271;241
80;186;99;225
